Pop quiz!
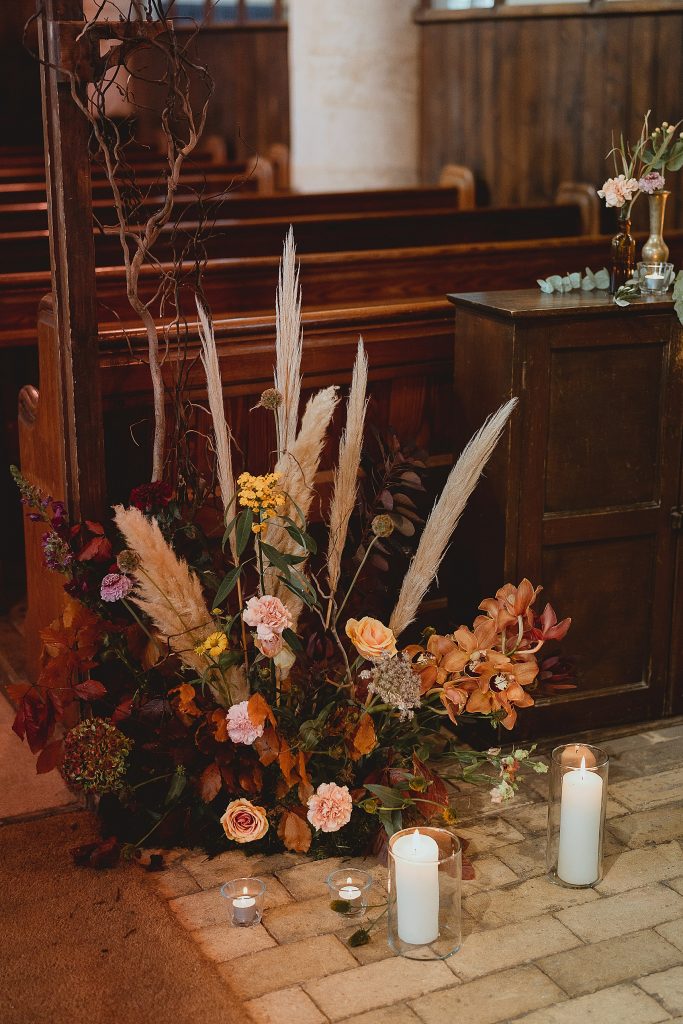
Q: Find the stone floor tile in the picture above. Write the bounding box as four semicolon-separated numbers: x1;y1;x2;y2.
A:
638;965;683;1016
447;914;580;982
340;921;394;966
464;874;597;928
656;918;683;953
192;920;276;962
501;804;548;835
611;768;683;812
304;956;454;1021
538;927;682;997
608;805;683;848
263;894;364;944
147;862;201;899
494;835;622;881
338;1006;423;1024
456;818;525;854
667;877;683;895
597;841;683;895
182;848;304;888
221;933;357;999
245;986;327;1024
509;982;670;1024
462;854;518;892
277;856;386;901
556;883;683;942
168;877;291;931
410;964;563;1024
608;737;683;780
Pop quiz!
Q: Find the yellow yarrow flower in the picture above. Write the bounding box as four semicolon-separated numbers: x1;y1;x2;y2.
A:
237;471;285;522
195;631;229;658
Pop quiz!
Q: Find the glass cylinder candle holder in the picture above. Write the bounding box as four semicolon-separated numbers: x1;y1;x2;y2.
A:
547;743;609;889
636;261;674;297
387;827;461;960
326;868;373;917
221;877;266;927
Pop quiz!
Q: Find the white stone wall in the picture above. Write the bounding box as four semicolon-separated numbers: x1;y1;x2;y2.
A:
288;0;419;192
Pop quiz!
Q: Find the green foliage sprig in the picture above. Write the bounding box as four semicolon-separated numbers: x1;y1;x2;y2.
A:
537;267;610;295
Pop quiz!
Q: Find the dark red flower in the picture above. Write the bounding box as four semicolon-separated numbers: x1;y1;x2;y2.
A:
129;481;172;514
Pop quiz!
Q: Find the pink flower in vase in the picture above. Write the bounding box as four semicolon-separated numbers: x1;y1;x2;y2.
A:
637;171;666;195
307;782;353;833
597;175;639;208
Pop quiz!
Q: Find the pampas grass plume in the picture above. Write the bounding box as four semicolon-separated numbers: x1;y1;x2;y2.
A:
274;227;302;458
389;398;518;638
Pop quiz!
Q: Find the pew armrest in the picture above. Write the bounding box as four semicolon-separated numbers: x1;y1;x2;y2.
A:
438;164;476;210
555;180;600;235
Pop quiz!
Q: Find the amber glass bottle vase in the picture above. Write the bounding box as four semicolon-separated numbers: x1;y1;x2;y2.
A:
609;214;636;294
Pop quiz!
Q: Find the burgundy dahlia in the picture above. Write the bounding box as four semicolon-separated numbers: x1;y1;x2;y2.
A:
129;481;172;514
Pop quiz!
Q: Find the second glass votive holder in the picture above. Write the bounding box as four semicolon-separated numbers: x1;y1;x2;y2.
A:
387;827;461;960
546;743;609;889
637;261;674;297
221;876;266;927
325;868;373;917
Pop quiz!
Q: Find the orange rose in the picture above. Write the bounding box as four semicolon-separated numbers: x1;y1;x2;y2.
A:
345;616;397;662
220;798;269;844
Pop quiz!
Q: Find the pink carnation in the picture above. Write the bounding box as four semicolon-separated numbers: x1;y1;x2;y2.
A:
307;782;353;833
243;594;293;643
100;572;133;602
257;633;284;659
226;700;264;745
597;174;639;208
638;171;665;195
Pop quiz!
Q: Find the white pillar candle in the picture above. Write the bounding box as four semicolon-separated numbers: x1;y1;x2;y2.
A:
392;829;440;945
557;758;603;886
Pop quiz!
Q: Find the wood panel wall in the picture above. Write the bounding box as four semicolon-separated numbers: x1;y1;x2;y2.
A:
418;6;683;229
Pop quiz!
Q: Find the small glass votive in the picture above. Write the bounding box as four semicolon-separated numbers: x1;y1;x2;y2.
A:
546;743;609;889
326;868;373;917
387;827;461;960
637;261;674;297
221;877;266;927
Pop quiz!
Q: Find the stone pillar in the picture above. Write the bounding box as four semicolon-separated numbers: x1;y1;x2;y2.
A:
288;0;419;192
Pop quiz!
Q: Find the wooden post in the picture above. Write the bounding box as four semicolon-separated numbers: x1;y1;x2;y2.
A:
36;0;105;523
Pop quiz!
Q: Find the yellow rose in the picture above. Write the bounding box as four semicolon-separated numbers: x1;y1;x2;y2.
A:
345;616;397;662
220;798;269;844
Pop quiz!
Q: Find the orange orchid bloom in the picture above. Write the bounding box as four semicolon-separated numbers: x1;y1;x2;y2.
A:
479;578;542;631
464;652;537;729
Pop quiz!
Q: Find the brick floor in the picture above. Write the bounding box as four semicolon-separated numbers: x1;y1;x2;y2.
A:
147;722;683;1023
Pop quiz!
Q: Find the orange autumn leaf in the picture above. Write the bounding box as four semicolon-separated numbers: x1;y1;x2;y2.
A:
210;708;229;743
297;751;314;803
278;808;312;853
351;713;377;760
198;762;222;803
170;683;201;718
254;723;281;766
278;740;298;788
248;693;276;730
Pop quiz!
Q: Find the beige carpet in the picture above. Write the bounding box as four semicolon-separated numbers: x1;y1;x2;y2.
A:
0;811;249;1024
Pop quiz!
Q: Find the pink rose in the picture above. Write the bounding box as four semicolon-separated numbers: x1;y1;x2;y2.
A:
638;171;665;195
307;782;353;833
597;174;639;208
226;700;264;745
243;594;293;643
221;798;269;844
100;573;133;602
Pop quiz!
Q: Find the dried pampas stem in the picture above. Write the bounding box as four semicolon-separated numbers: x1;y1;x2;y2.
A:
389;398;518;638
196;297;237;559
267;385;339;621
325;339;368;627
274;227;303;459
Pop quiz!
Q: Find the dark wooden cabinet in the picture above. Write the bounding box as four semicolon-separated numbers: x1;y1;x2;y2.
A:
448;290;683;739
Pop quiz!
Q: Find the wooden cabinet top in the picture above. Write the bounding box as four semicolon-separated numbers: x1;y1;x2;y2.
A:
447;289;676;321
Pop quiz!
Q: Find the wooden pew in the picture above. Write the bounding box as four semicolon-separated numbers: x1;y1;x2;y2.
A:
0;202;586;273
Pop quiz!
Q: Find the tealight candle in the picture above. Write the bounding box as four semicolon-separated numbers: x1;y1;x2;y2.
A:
557;756;603;886
338;877;363;910
392;828;440;945
645;272;666;291
232;887;258;926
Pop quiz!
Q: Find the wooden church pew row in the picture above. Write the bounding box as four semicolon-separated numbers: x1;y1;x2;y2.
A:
18;295;454;671
3;229;683;352
0;185;468;234
0;202;586;273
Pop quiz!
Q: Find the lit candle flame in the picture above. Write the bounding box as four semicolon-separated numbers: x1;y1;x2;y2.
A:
346;877;352;885
580;756;586;771
243;886;248;895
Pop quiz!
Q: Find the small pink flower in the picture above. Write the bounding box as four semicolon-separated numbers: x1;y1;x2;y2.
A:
256;633;284;659
307;782;353;833
597;174;639;208
100;573;133;602
226;700;264;745
243;594;293;643
638;171;665;195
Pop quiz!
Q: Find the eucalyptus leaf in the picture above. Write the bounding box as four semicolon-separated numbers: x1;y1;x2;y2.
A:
537;278;554;294
594;268;610;290
673;271;683;326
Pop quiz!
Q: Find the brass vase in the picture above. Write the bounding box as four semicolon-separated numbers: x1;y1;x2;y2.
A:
641;190;670;263
609;214;635;294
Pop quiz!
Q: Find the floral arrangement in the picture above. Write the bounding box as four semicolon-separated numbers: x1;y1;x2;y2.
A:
10;234;571;858
598;111;682;216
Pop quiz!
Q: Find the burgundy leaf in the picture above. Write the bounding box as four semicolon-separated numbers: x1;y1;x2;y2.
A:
36;738;64;774
73;679;107;701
